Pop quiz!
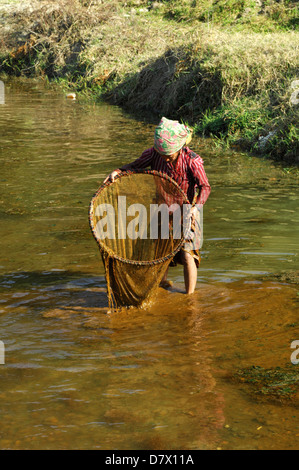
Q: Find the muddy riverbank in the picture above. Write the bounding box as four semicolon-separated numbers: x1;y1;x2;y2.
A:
0;0;298;163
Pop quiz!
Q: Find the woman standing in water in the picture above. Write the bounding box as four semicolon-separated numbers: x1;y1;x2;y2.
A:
104;117;211;294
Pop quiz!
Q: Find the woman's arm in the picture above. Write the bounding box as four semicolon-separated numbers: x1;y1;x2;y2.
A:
191;157;211;206
103;148;154;183
119;147;154;171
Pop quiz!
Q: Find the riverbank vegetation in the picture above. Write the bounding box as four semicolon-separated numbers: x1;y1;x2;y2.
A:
0;0;298;162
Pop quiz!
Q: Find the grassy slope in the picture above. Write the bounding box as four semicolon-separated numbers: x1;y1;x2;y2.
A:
0;0;298;162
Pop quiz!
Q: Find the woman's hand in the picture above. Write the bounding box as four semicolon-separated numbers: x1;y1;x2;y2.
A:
189;205;201;220
189;205;202;231
103;169;121;184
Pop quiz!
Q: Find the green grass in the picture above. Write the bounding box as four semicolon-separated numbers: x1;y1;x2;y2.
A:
153;0;298;32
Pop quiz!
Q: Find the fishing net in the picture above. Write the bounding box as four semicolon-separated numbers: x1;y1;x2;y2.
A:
89;170;190;308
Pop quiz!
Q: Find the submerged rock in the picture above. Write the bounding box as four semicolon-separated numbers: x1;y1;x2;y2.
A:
232;364;299;405
258;130;277;150
260;270;299;285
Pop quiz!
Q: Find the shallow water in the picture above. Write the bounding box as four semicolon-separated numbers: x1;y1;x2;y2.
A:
0;78;298;450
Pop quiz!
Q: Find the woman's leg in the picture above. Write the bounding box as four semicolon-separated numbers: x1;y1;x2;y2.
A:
159;266;173;288
161;266;169;283
181;251;197;294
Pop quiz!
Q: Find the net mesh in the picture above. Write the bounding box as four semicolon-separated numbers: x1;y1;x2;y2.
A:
89;170;190;308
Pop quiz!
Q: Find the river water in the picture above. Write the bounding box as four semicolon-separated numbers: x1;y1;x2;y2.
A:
0;78;298;450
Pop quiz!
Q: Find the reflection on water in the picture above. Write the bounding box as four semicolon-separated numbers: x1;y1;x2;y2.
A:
0;78;298;450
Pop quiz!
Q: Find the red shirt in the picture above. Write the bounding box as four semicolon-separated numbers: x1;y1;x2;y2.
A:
120;146;211;205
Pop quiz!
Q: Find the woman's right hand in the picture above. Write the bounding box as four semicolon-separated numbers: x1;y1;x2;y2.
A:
103;169;121;184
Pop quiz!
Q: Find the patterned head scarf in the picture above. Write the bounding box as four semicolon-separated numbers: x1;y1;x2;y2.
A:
154;117;192;155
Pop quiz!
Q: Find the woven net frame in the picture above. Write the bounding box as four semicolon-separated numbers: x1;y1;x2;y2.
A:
89;170;191;308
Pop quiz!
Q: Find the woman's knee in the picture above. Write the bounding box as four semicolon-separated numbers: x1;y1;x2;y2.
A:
180;251;195;266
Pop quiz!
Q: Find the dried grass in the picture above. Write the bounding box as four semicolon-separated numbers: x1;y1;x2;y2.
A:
0;0;122;76
111;27;298;114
